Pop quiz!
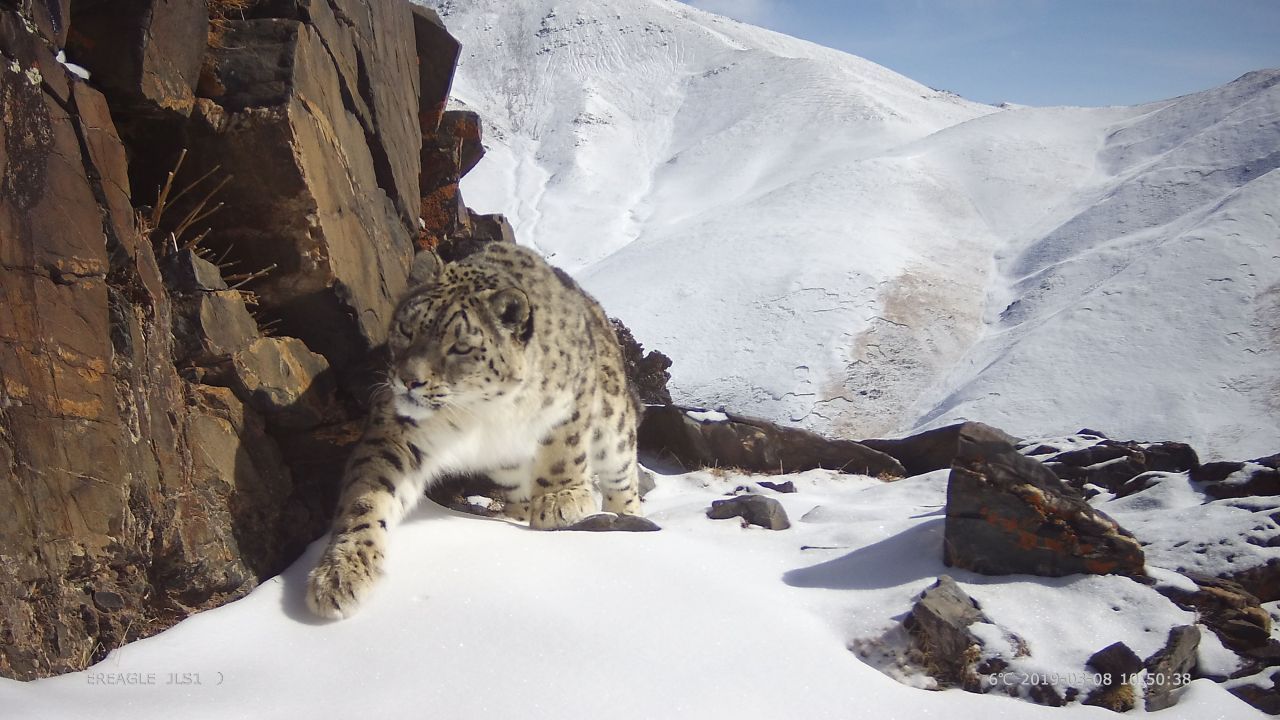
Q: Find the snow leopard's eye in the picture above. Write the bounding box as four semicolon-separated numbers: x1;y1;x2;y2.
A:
396;321;415;339
447;343;473;356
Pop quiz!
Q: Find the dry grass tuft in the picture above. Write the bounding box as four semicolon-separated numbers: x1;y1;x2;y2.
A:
208;0;254;48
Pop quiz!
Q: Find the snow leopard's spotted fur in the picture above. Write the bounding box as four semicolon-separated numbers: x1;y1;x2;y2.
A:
306;242;643;619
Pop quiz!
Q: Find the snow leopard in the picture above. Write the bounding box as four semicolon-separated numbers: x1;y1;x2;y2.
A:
306;242;644;619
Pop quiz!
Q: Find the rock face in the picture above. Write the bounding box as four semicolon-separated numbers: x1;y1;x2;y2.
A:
944;424;1146;577
188;2;421;372
0;0;474;680
639;405;905;477
66;0;207;117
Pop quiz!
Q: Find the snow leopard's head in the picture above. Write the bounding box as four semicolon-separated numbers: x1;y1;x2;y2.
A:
386;252;534;417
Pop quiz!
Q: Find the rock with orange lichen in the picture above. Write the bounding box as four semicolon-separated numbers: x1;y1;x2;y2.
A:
944;423;1145;578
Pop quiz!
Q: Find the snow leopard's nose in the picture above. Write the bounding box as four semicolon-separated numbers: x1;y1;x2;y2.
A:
405;379;428;390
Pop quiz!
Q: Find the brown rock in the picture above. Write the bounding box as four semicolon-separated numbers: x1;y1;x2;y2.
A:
563;514;662;532
1228;559;1280;604
1202;462;1280;499
1158;574;1272;653
410;4;460;134
1230;679;1280;715
171;290;260;365
639;405;905;477
0;23;266;677
221;336;338;431
469;212;517;244
161;248;229;293
65;0;208;117
0;8;71;104
0;0;492;681
188;13;417;371
15;0;69;47
440;109;485;178
1084;642;1143;712
944;423;1146;577
173;386;293;602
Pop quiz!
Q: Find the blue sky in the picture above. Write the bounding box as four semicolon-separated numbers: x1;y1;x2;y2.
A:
683;0;1280;107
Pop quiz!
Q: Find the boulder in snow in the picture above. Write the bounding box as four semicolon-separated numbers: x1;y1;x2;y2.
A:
944;423;1146;578
706;494;791;530
1143;625;1199;711
1031;437;1199;494
563;514;661;532
1083;642;1143;712
1158;574;1272;654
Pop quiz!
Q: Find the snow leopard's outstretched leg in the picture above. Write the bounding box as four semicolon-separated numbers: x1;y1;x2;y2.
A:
306;415;435;620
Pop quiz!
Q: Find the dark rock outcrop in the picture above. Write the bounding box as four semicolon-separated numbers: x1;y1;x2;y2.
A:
611;319;672;405
0;0;298;676
1040;439;1200;494
0;0;475;680
410;4;460;134
706;495;791;530
1231;680;1280;715
218;337;338;431
862;422;1018;477
639;405;905;477
1196;457;1280;499
944;424;1146;577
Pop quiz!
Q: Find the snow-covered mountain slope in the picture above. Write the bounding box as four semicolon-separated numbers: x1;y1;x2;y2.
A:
430;0;1279;460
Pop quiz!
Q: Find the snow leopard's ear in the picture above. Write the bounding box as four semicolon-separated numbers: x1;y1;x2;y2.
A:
488;287;533;342
407;249;442;287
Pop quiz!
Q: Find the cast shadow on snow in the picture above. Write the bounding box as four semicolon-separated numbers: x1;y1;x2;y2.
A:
782;518;945;590
277;541;332;626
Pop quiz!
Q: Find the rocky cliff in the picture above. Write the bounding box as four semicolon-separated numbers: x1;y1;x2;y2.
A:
0;0;525;680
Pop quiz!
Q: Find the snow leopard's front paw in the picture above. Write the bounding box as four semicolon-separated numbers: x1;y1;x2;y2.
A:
529;485;596;529
306;538;383;620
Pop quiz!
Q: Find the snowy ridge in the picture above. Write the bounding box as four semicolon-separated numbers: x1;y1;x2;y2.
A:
435;0;1279;460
